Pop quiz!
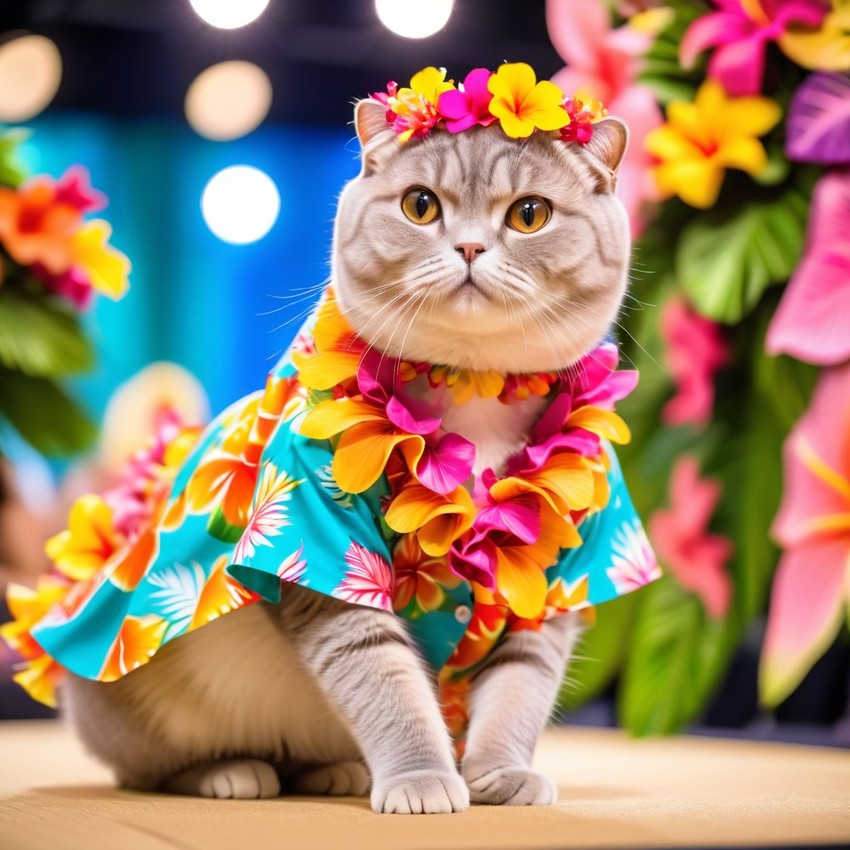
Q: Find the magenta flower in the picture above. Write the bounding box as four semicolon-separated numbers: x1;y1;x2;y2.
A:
437;68;497;133
661;297;729;429
766;169;850;365
760;362;850;705
648;456;733;619
681;0;828;96
546;0;664;236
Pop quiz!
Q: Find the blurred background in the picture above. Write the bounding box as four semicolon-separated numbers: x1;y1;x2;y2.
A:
0;0;848;744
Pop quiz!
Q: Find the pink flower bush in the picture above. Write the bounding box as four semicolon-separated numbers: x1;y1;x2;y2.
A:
649;456;733;618
546;0;664;236
760;362;850;705
661;297;730;428
681;0;828;96
766;168;850;365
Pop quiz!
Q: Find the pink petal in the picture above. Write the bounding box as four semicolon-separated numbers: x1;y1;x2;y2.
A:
772;362;850;546
773;0;828;29
546;0;610;70
437;88;472;121
767;170;850;365
448;532;497;588
550;68;613;106
477;495;541;545
385;395;440;436
680;10;755;67
415;432;475;494
759;540;849;706
55;166;107;214
669;455;722;536
708;35;768;96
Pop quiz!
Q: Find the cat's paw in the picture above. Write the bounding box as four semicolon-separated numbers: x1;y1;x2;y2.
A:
464;765;557;806
293;761;371;796
163;759;281;799
371;769;470;814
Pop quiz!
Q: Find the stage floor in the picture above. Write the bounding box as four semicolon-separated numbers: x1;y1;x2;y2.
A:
1;720;848;849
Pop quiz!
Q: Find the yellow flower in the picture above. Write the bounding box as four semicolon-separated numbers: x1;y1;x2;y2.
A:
780;0;850;71
408;66;455;105
487;62;568;139
388;67;455;143
68;220;131;299
384;484;475;556
45;494;119;582
646;80;782;209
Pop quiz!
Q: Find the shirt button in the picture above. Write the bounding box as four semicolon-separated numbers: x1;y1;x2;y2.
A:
454;605;472;624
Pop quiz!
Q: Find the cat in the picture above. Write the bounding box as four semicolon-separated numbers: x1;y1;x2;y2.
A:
61;94;631;814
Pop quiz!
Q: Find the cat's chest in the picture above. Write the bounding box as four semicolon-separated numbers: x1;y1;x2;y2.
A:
440;394;548;476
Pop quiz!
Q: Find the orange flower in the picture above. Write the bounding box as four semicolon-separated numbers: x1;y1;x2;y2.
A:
99;615;168;681
392;533;459;613
384;483;476;556
45;495;120;582
0;177;80;273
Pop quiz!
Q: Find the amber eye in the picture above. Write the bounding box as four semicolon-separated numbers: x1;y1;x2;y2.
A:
506;197;551;234
402;187;441;225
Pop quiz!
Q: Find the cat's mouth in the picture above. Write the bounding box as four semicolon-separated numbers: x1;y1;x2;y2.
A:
455;274;492;301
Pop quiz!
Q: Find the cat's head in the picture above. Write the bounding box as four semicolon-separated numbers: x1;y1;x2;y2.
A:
332;94;630;373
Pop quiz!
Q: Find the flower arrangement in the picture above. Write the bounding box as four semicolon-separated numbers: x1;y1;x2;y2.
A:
546;0;850;732
372;63;606;143
0;130;130;456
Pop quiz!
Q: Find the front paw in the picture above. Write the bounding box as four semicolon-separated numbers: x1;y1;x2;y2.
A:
464;765;556;806
371;769;470;814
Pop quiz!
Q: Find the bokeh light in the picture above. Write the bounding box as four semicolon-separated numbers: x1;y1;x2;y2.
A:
0;34;62;122
375;0;454;39
185;61;272;141
201;165;280;244
188;0;270;30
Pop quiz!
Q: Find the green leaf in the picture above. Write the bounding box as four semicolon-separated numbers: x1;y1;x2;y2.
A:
0;290;95;377
677;184;809;323
557;592;638;712
207;506;244;544
619;577;737;735
0;128;29;187
0;366;96;456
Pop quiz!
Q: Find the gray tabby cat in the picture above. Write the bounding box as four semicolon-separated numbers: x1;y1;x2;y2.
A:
64;98;630;814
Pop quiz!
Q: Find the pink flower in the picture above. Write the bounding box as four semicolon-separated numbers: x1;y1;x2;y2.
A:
681;0;828;96
333;541;394;611
766;169;850;366
546;0;664;236
437;68;497;133
649;456;733;619
560;97;597;145
760;362;850;705
661;297;730;429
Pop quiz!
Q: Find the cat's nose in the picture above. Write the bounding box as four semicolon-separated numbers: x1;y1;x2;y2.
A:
455;243;485;264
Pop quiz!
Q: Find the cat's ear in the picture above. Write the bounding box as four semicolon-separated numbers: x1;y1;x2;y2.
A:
354;98;397;172
581;117;629;191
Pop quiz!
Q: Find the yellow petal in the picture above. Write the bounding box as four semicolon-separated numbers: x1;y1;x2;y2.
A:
299;398;386;440
666;101;715;152
721;98;782;140
653;160;725;209
385;485;474;555
645;124;705;162
12;655;63;708
567;406;632;444
488;99;536;138
68;220;130;299
332;424;424;494
779;6;850;71
292;350;361;390
487;62;537;106
716;137;769;176
46;494;116;581
495;548;548;619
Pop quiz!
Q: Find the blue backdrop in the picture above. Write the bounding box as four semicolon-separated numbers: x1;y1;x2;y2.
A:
19;113;359;420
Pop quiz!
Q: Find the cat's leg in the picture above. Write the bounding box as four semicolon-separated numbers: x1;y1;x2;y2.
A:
291;760;370;796
460;611;583;806
278;586;468;814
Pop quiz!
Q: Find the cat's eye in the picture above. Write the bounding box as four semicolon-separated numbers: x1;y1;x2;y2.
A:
402;188;441;225
506;197;551;234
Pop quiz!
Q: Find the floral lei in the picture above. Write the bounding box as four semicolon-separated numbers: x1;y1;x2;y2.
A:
295;289;637;621
371;64;606;144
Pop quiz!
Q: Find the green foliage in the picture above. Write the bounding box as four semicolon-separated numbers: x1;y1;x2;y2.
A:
0;366;96;456
0;128;29;188
638;0;706;105
0;289;95;378
619;577;737;735
677;182;809;323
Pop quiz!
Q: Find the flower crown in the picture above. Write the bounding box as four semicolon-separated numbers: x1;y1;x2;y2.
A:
371;63;606;145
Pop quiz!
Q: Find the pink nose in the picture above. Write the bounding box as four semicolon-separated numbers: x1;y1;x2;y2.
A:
455;243;485;263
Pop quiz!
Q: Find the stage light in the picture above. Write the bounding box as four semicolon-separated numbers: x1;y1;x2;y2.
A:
188;0;269;30
185;61;272;141
201;165;280;244
0;34;62;122
375;0;454;38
